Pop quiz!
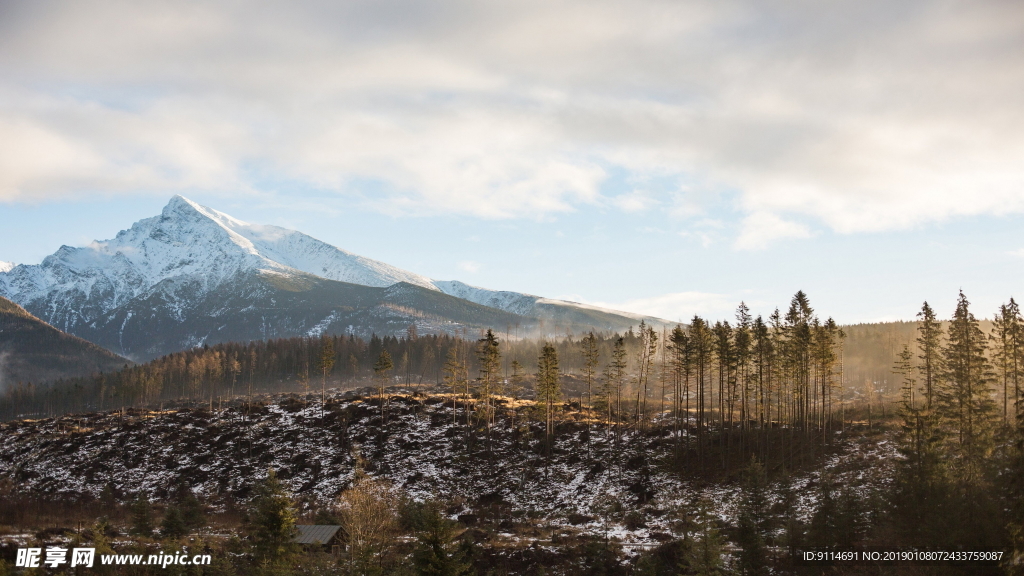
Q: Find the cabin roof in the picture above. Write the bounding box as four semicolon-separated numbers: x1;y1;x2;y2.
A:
294;524;342;544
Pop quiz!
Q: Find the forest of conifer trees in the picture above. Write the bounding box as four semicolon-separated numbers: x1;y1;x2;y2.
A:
7;290;1024;573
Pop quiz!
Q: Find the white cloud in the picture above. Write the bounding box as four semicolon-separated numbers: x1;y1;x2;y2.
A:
610;190;657;213
734;212;813;250
1;0;1023;240
458;260;481;273
1008;249;1024;258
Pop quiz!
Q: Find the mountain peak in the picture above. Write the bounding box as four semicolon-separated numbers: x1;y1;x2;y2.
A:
0;261;14;273
161;195;250;230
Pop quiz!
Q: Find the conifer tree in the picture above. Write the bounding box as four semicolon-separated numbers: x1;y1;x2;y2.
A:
685;497;726;576
689;316;715;464
992;299;1024;422
808;475;838;547
916;302;943;410
374;349;394;423
160;505;188;540
669;325;690;448
180;490;206;532
129;494;153;537
580;331;600;410
508;359;524;433
736;459;771;576
607;337;628;424
735;304;753;448
1005;411;1024;574
937;291;997;538
476;329;501;434
443;348;464;426
751;316;774;458
633;321;658;429
411;502;473;576
537;343;561;445
245;469;299;566
319;337;335;419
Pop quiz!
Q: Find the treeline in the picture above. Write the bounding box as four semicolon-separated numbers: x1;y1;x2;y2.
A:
885;292;1024;553
428;290;848;473
0;327;647;420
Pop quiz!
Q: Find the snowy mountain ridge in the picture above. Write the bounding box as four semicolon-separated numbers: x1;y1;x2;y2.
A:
0;261;13;274
0;196;667;358
0;195;437;305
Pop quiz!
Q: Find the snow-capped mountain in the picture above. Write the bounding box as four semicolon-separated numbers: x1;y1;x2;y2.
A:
0;196;666;360
0;261;13;274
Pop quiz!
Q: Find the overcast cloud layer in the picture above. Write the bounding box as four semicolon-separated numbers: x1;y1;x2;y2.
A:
2;0;1023;250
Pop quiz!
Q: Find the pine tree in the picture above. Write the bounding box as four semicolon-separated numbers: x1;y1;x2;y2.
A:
689;316;715;466
443;348;464;426
916;302;943;410
180;490;206;532
669;325;691;451
606;337;628;424
685;497;726;576
374;349;394;423
245;469;299;565
580;331;600;410
937;291;997;541
319;337;335;419
476;329;501;435
160;505;188;540
807;475;838;547
992;299;1024;423
508;359;524;433
129;494;153;537
735;304;753;453
411;502;473;576
736;459;771;576
633;321;658;429
751;316;774;460
1005;411;1024;574
537;343;561;446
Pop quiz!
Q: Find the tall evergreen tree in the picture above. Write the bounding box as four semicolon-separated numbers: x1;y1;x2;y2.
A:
245;469;299;566
411;502;473;576
580;331;600;410
689;316;715;464
374;349;394;424
937;291;997;541
537;343;561;445
992;299;1024;423
319;336;335;418
736;459;771;576
916;302;943;410
606;337;628;424
476;329;501;433
443;347;464;426
129;494;153;537
685;498;726;576
508;359;524;431
160;505;188;540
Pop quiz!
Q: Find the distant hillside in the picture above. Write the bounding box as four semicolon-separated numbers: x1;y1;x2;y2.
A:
0;295;128;385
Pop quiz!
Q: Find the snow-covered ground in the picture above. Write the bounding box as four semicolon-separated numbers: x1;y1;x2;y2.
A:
0;392;897;549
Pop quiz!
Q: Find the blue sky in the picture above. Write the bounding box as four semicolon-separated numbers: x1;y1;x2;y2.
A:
1;0;1023;324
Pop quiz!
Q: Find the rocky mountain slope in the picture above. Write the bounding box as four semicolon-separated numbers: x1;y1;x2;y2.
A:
0;295;128;385
0;196;667;360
